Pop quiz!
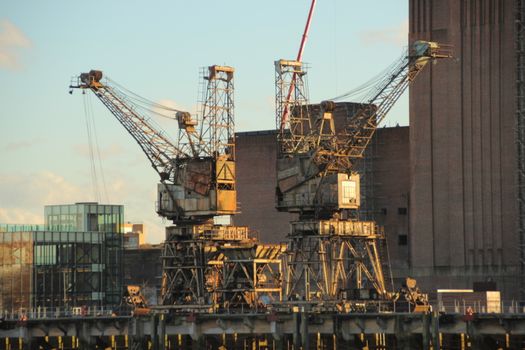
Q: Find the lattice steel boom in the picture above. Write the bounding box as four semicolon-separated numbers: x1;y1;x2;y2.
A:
70;67;238;223
71;70;192;182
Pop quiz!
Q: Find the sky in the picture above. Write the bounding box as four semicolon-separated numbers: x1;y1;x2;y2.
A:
0;1;408;243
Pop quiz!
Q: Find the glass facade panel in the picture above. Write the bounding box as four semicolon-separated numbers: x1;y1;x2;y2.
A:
0;231;33;311
0;224;43;232
1;202;124;310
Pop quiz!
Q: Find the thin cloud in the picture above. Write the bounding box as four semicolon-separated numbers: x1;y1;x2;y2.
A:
156;99;183;111
360;19;408;47
4;141;34;151
0;19;32;70
150;98;188;139
0;171;86;224
152;99;186;120
0;169;166;243
3;138;45;152
0;170;115;220
72;143;124;160
0;207;42;225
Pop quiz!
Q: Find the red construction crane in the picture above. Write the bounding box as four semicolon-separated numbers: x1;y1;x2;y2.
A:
279;0;317;132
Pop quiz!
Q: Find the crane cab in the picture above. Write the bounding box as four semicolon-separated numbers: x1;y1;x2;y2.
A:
157;156;237;223
276;154;361;213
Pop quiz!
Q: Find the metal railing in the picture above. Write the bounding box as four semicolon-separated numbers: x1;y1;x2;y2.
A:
3;300;525;321
433;299;525;314
0;306;132;321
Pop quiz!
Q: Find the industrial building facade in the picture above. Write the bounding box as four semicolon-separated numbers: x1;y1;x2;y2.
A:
408;0;522;297
0;203;124;311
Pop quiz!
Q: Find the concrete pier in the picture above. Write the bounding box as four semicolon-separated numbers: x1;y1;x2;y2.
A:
2;311;525;349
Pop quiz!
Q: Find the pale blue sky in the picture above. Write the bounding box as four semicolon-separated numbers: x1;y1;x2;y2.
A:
0;1;408;243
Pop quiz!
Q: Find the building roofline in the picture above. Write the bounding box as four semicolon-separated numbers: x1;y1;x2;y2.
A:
235;125;408;137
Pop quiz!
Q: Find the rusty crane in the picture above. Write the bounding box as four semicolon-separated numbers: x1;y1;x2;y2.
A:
70;66;283;313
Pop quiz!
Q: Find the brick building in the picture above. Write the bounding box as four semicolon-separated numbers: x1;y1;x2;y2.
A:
408;0;521;297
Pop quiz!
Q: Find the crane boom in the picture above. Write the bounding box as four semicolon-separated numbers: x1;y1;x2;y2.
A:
275;40;451;214
315;41;452;171
70;67;238;223
70;70;192;182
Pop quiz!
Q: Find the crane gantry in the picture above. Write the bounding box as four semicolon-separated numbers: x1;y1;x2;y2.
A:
275;41;451;308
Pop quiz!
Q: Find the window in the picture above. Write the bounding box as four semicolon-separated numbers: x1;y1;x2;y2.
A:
34;245;57;265
398;207;408;215
341;180;357;205
398;234;408;246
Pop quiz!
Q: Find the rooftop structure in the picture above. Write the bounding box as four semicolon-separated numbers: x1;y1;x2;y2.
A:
122;222;146;249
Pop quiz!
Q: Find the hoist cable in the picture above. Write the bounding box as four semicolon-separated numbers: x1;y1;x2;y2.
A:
87;92;111;203
105;77;184;112
330;49;407;103
82;93;101;202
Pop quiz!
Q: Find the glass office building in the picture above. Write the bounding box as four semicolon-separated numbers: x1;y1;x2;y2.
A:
0;203;123;311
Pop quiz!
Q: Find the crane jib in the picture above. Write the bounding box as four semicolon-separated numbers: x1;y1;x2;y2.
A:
70;66;238;223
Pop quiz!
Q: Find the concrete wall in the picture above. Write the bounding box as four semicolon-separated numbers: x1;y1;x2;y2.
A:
409;0;519;298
